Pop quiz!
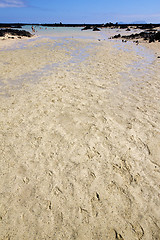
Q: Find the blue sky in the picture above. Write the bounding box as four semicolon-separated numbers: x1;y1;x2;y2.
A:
0;0;160;23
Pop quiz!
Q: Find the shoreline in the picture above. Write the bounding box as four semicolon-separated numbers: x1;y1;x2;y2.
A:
1;26;160;52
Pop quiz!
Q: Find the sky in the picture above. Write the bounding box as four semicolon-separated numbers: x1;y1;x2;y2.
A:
0;0;160;24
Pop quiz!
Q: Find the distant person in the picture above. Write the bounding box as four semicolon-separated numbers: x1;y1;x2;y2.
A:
32;26;35;32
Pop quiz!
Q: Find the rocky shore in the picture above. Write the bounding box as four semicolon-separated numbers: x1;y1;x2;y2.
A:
111;30;160;43
0;28;32;38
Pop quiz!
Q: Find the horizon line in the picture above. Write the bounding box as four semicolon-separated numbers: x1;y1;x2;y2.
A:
0;22;160;25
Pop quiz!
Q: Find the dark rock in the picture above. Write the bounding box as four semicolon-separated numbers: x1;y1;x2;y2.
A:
0;29;32;38
96;192;100;201
93;27;100;31
149;36;155;43
81;26;92;31
104;22;114;27
133;40;139;45
0;23;23;28
120;31;160;43
111;34;121;39
136;24;155;30
120;25;128;29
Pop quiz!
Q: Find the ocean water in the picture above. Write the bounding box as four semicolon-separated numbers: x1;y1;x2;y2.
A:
21;25;103;40
20;25;143;42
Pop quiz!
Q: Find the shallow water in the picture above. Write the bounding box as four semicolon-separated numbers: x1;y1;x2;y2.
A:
0;27;156;97
21;26;102;40
0;37;97;96
112;41;155;92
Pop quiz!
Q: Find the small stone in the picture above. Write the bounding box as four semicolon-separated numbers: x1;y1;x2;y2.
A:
96;192;100;201
23;177;29;184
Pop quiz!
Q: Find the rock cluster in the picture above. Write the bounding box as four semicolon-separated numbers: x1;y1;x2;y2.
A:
111;31;160;43
0;29;32;38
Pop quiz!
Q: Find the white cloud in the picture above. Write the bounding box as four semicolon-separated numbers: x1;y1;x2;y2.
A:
0;0;26;7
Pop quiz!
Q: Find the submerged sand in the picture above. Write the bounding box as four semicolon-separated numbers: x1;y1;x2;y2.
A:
0;33;160;240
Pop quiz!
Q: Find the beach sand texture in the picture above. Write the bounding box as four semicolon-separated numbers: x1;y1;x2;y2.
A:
0;34;160;240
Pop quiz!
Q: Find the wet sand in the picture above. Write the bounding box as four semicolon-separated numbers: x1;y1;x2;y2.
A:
0;30;160;240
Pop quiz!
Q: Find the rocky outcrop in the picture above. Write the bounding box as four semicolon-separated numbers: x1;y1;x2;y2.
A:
81;26;92;31
93;27;100;31
122;31;160;43
0;29;32;38
111;31;160;43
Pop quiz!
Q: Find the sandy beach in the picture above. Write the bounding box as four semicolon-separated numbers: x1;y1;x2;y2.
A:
0;29;160;240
